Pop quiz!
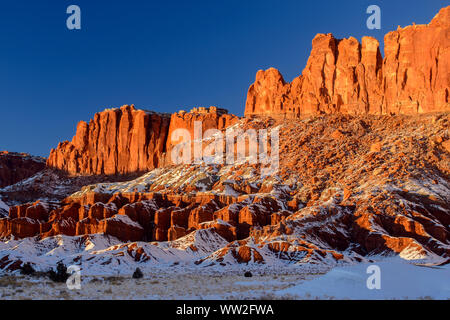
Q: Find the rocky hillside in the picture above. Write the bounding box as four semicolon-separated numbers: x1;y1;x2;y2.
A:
46;105;171;176
1;113;449;271
0;151;46;188
46;7;450;178
245;6;450;118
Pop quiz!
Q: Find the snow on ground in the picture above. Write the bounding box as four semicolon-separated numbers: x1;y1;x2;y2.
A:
0;272;308;300
276;258;450;300
0;198;9;217
0;199;8;211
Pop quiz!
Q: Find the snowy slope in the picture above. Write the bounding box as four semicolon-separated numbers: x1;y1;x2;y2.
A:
0;229;230;275
0;198;9;217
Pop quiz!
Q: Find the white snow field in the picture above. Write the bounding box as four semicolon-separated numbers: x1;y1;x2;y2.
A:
0;199;9;217
276;258;450;300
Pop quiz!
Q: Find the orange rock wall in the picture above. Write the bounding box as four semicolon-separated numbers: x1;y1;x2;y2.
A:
47;105;171;175
47;106;239;175
245;7;450;118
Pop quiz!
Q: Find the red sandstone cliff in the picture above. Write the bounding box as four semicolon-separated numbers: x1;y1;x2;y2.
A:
47;105;171;175
245;6;450;118
47;105;239;175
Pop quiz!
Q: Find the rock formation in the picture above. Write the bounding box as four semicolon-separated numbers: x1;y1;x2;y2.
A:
2;113;449;264
47;105;171;176
383;6;450;114
245;6;450;118
47;105;239;175
1;7;449;270
0;151;46;188
0;192;242;243
165;106;239;165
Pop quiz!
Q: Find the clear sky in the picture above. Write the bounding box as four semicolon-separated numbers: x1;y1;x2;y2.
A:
0;0;447;157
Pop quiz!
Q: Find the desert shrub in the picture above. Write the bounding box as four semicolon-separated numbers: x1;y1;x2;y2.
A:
132;267;144;279
48;262;69;283
20;262;35;276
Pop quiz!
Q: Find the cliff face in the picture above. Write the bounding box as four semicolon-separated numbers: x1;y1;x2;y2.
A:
165;106;239;165
383;6;450;115
245;6;450;118
0;152;46;188
47;106;239;175
47;105;171;175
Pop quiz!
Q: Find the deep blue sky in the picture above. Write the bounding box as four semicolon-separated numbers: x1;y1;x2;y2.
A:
0;0;446;157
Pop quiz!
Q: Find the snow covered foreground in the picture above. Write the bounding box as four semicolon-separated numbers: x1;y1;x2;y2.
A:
0;199;9;217
276;258;450;300
0;257;447;300
1;231;448;299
